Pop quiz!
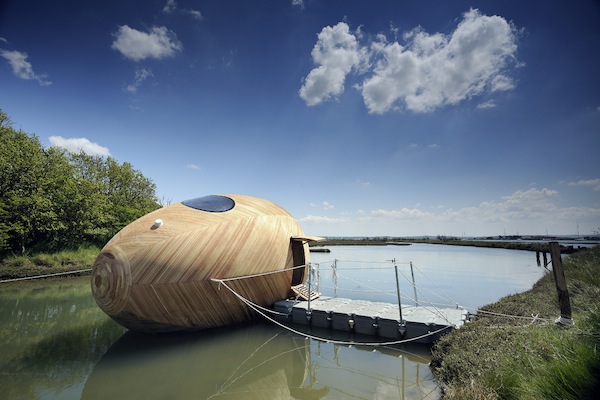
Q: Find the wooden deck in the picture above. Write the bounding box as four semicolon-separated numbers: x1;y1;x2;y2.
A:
274;297;468;344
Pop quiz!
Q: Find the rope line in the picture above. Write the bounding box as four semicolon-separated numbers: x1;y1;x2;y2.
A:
314;259;463;326
326;271;401;299
211;278;452;346
475;309;554;322
212;279;291;317
311;258;399;267
324;262;489;327
314;260;460;309
316;284;459;309
316;284;404;297
214;264;305;282
0;269;92;283
212;331;284;397
208;341;313;399
409;262;462;307
391;266;457;325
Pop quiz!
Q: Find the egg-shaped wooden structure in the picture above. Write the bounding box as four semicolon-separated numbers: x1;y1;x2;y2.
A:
91;194;320;333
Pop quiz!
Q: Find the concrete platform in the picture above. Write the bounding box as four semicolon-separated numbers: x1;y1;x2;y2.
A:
273;297;468;344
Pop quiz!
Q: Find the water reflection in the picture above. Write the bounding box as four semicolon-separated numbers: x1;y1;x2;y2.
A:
82;322;438;399
0;277;125;400
290;326;439;399
84;323;319;399
0;275;438;399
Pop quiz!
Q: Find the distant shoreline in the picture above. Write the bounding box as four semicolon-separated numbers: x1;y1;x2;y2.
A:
309;238;596;254
2;238;596;281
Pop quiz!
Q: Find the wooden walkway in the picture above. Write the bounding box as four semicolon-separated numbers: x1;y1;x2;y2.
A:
274;297;468;344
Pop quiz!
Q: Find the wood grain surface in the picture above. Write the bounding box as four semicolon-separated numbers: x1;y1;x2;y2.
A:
91;194;313;332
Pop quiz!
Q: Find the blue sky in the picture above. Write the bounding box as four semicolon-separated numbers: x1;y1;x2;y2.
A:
1;0;599;237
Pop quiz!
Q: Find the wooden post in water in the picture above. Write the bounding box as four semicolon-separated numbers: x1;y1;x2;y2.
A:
549;242;574;326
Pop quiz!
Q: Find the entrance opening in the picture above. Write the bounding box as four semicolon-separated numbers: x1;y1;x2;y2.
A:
291;240;306;286
290;235;324;286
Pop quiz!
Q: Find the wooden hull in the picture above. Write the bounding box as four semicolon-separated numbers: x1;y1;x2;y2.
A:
91;194;313;333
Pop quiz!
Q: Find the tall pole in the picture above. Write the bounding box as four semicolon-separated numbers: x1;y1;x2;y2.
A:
394;263;403;322
549;242;574;326
333;259;338;298
307;263;312;315
410;262;418;306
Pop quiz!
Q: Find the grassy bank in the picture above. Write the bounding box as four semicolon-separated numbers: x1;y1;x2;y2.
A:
431;245;600;399
0;246;99;281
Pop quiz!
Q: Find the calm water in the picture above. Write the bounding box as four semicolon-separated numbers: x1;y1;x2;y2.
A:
0;244;545;399
309;243;546;312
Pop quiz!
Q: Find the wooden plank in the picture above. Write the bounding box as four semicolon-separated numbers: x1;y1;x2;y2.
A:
291;283;320;300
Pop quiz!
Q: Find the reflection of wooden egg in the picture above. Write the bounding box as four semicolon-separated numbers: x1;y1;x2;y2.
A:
91;194;318;333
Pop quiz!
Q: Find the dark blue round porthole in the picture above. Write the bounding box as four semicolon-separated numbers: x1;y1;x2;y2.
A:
182;195;235;212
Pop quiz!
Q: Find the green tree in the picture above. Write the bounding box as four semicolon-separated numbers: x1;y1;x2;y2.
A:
0;120;55;253
0;109;160;255
67;152;159;239
44;148;111;249
105;158;158;233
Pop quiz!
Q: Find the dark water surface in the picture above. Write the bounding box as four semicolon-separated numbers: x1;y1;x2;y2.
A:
0;244;545;399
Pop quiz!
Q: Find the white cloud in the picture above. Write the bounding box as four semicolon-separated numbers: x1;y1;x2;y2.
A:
371;188;571;227
49;136;110;157
112;25;183;61
126;68;153;93
187;9;204;21
371;207;430;219
163;1;204;21
300;215;346;224
186;163;201;170
300;9;520;114
310;201;334;210
0;49;52;86
490;74;515;92
163;0;176;14
312;187;600;236
292;0;304;9
299;22;366;106
568;178;600;191
361;9;518;113
322;201;335;210
477;100;496;109
0;37;8;44
491;188;559;220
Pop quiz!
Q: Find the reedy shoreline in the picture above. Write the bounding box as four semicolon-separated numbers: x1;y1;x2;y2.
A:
430;245;600;399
